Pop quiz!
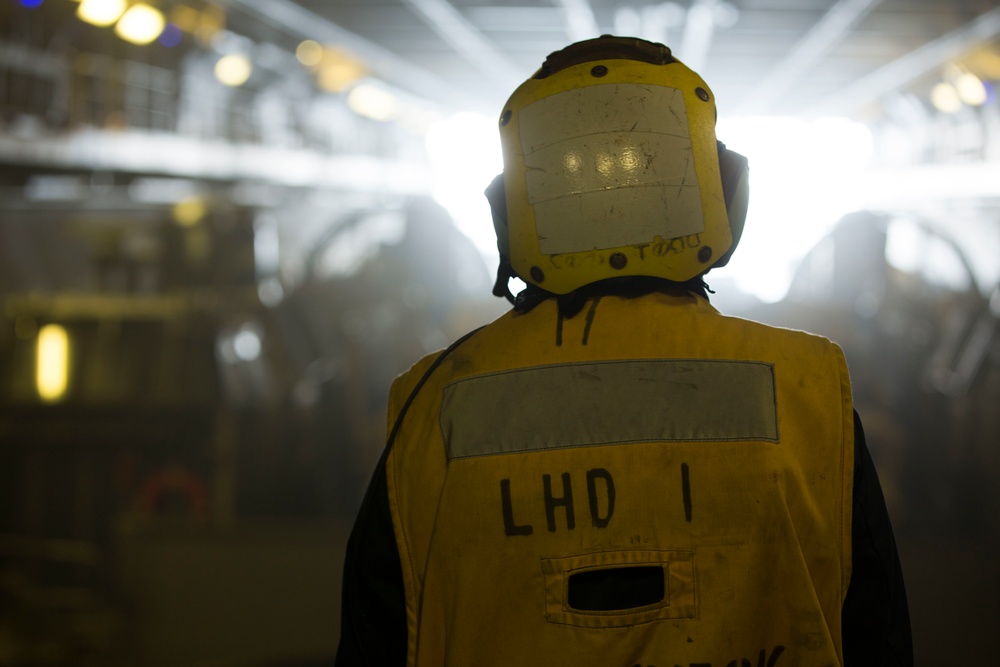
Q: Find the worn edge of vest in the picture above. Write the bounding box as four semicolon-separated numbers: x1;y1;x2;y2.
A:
384;352;436;667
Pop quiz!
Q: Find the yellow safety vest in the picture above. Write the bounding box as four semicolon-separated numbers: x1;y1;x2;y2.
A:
385;290;853;667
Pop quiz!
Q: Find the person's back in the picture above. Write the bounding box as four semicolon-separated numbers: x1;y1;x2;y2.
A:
389;286;852;665
336;36;911;666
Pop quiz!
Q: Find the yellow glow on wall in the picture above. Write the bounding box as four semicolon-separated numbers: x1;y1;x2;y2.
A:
77;0;127;27
317;48;367;92
215;54;253;87
115;4;166;45
36;324;70;402
194;5;225;46
169;4;200;32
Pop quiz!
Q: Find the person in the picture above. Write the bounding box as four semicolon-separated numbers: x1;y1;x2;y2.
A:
335;35;912;666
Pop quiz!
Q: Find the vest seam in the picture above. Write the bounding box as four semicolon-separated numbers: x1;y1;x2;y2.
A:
386;394;421;667
441;357;776;387
446;436;781;461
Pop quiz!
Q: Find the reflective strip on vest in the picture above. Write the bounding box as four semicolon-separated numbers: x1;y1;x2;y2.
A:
441;359;778;460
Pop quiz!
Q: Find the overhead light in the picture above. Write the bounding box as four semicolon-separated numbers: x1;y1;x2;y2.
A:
214;54;252;87
219;324;264;363
172;196;207;227
317;48;367;93
158;22;184;47
257;277;284;307
36;324;70;402
956;72;988;106
77;0;127;27
347;82;399;121
296;40;323;67
233;327;262;362
115;4;165;45
931;82;962;113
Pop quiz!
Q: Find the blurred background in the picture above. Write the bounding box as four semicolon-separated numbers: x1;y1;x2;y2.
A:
0;0;998;664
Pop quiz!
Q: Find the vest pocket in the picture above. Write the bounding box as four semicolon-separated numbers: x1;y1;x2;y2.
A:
542;549;696;628
567;565;665;610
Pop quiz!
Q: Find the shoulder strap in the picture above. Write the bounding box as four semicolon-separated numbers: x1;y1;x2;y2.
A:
384;326;484;453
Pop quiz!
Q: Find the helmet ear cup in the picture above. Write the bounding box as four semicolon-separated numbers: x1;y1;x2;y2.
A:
485;173;509;260
714;142;749;268
485;173;518;302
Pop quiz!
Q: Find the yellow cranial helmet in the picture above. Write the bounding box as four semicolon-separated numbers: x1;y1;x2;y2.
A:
487;35;749;297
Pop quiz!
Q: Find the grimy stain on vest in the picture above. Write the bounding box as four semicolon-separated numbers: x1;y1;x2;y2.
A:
386;294;852;666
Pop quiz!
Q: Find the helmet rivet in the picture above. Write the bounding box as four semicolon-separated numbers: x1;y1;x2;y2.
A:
609;252;627;270
695;87;710;102
698;246;713;263
500;109;512;126
530;266;545;282
591;65;608;77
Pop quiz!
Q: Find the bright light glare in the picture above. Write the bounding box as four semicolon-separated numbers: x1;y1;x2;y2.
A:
36;324;69;402
77;0;126;27
931;82;962;113
956;73;988;106
347;82;399;121
233;328;262;361
214;54;252;87
425;112;503;262
715;115;874;302
115;4;165;45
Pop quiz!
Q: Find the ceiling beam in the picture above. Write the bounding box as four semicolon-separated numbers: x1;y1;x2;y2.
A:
553;0;600;42
230;0;475;109
738;0;882;114
400;0;523;86
809;5;1000;116
0;128;433;194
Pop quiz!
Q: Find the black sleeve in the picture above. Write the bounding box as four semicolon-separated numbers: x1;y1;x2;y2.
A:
334;453;407;666
842;410;914;666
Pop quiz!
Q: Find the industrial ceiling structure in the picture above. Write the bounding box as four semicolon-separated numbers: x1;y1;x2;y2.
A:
216;0;1000;292
3;0;997;232
237;0;1000;119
